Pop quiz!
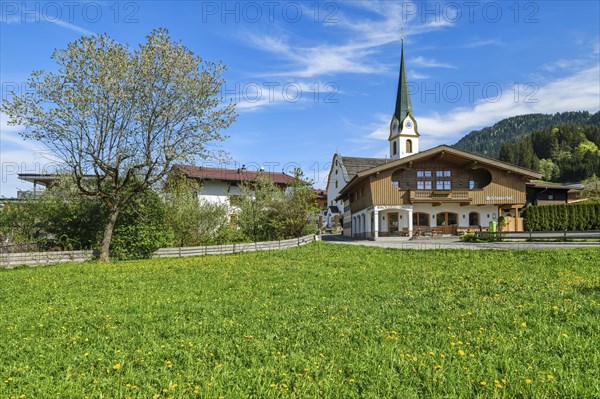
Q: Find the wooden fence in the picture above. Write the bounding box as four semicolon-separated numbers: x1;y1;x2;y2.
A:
0;235;317;269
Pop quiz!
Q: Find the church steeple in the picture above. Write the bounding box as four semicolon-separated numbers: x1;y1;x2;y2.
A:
393;40;413;124
389;39;419;160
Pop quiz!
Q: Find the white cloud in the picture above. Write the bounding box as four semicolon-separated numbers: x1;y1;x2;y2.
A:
462;38;503;48
412;56;457;69
0;3;94;35
242;0;456;79
232;81;342;112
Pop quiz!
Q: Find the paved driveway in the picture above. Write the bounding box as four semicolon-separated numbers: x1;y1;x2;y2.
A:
321;234;600;250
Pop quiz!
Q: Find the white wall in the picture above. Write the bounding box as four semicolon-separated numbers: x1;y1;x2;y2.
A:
197;181;232;206
326;155;345;214
412;204;498;228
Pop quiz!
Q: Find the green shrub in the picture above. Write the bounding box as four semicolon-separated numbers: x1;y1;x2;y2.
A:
111;189;173;260
459;232;477;242
524;202;600;231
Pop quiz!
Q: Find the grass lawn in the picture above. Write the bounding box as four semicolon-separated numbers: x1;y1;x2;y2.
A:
1;243;599;398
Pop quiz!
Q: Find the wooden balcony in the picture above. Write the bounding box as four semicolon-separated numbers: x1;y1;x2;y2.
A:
409;190;473;204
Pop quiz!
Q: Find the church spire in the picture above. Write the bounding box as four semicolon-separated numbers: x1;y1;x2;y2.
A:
394;39;413;122
389;39;419;160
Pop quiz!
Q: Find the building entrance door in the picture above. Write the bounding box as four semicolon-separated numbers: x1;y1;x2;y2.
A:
436;212;458;234
388;213;399;235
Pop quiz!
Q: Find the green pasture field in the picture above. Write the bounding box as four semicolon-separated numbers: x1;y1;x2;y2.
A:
1;243;599;398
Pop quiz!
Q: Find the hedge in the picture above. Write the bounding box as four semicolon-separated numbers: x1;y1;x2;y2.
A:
523;202;600;231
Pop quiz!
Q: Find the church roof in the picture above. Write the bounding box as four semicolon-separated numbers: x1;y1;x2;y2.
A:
338;155;389;181
393;41;413;124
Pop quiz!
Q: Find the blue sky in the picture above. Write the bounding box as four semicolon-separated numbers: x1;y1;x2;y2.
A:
1;0;599;195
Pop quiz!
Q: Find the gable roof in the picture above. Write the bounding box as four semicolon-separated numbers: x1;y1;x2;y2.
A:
173;165;298;185
338;155;389;181
338;145;542;197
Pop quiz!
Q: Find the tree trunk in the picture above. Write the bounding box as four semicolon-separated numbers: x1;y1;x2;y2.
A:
99;208;120;262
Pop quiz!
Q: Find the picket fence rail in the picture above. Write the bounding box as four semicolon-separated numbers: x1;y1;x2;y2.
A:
0;235;317;269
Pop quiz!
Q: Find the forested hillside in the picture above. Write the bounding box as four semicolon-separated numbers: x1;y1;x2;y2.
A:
453;111;599;157
497;124;600;182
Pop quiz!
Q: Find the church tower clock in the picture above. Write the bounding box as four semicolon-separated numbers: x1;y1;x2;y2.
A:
389;40;419;160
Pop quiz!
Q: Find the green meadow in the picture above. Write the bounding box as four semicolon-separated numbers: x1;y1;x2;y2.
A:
1;243;599;398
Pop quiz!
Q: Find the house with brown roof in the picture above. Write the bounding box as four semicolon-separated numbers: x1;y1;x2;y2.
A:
327;42;542;238
171;164;298;209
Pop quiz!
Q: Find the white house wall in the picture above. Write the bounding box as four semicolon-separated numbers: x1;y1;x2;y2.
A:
326;156;345;213
197;181;234;206
411;204;498;228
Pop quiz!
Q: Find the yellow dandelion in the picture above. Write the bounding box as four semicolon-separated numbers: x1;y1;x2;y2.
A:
152;395;160;399
270;383;277;388
113;363;121;370
525;378;532;385
170;384;178;391
547;374;554;380
458;350;465;356
552;306;558;311
349;378;356;384
280;383;289;390
480;381;487;386
434;365;442;370
521;322;527;328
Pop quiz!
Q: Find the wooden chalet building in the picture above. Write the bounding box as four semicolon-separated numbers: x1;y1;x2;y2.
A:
329;42;542;238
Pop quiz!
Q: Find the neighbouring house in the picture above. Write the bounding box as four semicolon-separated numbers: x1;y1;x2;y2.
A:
328;41;542;238
526;182;584;205
326;155;388;229
7;173;97;202
314;189;327;211
171;164;299;211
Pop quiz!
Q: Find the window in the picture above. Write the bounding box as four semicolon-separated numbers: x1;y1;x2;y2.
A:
417;170;432;178
436;180;451;190
469;212;479;226
406;139;413;153
469;180;476;189
335;181;338;189
392;141;397;155
436;170;451;177
413;212;430;227
548;194;554;200
417;181;432;190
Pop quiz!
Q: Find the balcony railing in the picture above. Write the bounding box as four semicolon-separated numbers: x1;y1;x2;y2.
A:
409;190;472;202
